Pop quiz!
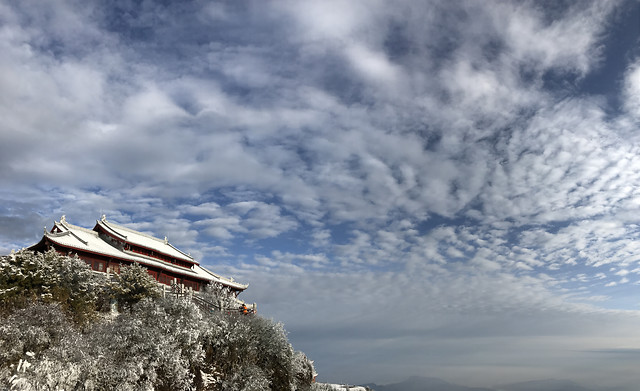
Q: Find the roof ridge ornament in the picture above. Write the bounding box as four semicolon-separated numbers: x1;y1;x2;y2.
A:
60;215;66;224
164;236;168;244
101;214;107;222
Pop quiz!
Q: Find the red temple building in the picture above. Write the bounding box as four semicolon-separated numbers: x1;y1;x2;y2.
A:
29;215;247;296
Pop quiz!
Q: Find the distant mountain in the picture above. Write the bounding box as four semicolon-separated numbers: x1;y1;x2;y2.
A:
363;376;495;391
361;376;598;391
493;379;592;391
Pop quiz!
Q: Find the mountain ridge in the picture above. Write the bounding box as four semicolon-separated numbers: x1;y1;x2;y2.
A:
362;375;494;391
493;379;592;391
361;376;596;391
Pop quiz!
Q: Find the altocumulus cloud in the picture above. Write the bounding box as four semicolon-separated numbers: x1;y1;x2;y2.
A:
2;0;640;389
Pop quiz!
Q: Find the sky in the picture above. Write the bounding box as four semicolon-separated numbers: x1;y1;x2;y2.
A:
2;0;640;389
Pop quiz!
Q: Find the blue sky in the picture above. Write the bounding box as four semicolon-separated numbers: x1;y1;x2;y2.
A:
2;0;640;389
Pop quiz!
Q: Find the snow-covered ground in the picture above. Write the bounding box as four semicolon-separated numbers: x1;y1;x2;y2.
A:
327;384;368;391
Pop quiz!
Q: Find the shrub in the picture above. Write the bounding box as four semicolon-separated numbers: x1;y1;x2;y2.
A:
292;351;315;391
81;297;198;391
110;262;160;311
0;251;317;391
0;250;107;323
200;283;237;311
0;303;72;367
198;310;315;391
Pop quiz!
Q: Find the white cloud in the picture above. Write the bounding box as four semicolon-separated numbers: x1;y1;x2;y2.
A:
497;1;614;75
3;0;640;388
280;0;379;44
623;62;640;117
186;201;298;241
344;43;402;87
122;84;188;126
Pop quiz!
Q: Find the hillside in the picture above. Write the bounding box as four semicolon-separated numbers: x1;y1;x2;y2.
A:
0;250;319;391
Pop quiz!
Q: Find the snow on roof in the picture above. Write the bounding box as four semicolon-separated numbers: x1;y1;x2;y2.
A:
193;264;248;290
43;216;246;290
95;216;196;264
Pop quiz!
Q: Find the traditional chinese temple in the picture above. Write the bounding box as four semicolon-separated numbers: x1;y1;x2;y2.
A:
29;215;247;295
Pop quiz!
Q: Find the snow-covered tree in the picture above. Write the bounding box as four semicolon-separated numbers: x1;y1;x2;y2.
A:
110;262;160;311
0;251;317;391
292;351;315;391
0;303;71;370
0;250;108;323
199;282;238;311
221;365;269;391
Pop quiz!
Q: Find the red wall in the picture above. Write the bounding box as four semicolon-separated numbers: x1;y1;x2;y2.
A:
50;245;202;291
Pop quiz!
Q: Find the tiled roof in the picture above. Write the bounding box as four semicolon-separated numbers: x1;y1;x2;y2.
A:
95;216;196;264
42;216;247;290
192;264;247;290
